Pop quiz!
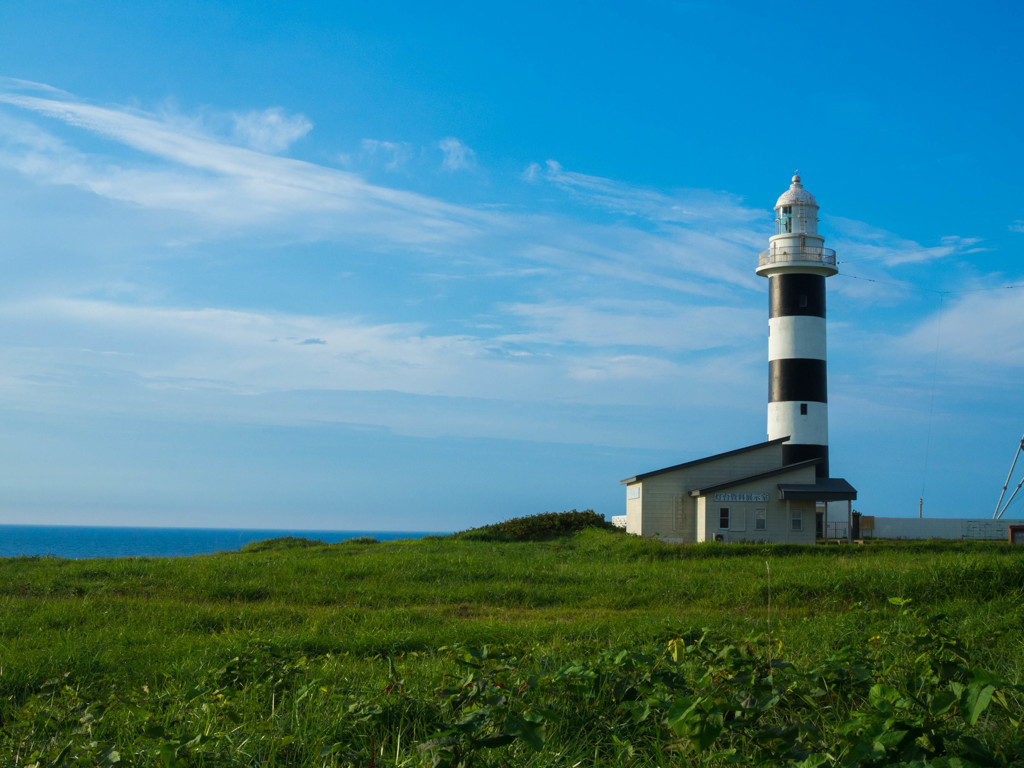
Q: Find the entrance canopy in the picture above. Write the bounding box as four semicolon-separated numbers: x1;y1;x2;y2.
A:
777;478;857;501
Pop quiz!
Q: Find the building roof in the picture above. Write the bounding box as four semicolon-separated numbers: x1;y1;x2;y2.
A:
778;478;858;501
688;459;820;496
775;174;819;209
620;437;790;485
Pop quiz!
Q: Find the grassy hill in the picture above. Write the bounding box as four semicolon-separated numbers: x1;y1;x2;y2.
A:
2;525;1022;765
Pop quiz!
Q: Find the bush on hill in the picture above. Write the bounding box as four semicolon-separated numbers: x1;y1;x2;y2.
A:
238;536;326;553
456;509;616;542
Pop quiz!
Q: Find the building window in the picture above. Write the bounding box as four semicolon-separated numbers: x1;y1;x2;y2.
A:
755;509;766;530
799;295;808;308
800;403;808;415
719;508;730;529
792;510;802;531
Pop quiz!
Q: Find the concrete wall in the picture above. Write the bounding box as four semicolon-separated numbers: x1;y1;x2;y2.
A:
865;517;1024;541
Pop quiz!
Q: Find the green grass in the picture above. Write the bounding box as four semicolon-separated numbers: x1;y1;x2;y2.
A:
1;529;1023;765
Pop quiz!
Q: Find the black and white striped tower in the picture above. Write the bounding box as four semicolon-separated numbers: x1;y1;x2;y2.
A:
756;175;837;478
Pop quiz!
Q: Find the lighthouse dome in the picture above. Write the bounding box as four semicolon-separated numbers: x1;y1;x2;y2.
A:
775;174;818;209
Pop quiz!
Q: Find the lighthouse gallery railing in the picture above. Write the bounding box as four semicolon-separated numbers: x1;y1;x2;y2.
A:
758;245;836;268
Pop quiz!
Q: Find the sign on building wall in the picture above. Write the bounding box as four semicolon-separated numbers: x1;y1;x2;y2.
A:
713;492;769;502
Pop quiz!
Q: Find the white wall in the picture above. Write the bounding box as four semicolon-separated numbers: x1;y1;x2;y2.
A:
868;517;1024;541
626;442;787;543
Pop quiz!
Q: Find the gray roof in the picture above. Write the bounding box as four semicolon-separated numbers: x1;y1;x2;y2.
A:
778;478;858;501
689;459;820;496
620;437;790;485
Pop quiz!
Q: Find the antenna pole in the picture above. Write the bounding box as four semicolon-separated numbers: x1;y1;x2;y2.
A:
997;474;1024;520
994;435;1024;519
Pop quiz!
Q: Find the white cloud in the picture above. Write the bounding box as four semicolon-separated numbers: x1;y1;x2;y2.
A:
521;162;541;182
500;299;760;350
439;136;476;171
899;290;1024;368
0;85;770;300
539;159;763;227
4;81;974;308
0;88;766;311
1010;220;1024;233
361;138;413;171
231;107;312;153
567;354;683;382
829;216;984;267
1;80;1014;455
0;90;494;245
0;292;769;436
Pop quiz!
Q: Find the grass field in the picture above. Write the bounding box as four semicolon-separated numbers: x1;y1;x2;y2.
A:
2;521;1023;766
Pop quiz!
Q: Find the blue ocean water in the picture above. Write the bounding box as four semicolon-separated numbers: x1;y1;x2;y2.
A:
0;525;445;559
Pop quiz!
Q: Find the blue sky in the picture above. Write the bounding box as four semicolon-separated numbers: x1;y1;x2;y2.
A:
1;1;1022;531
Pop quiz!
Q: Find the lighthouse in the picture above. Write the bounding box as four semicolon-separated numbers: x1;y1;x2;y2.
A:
620;174;856;544
756;174;836;478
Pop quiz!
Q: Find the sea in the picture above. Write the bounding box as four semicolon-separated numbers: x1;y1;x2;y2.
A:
0;525;445;559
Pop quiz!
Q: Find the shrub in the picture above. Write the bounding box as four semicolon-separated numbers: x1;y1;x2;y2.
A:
455;509;616;542
239;536;326;553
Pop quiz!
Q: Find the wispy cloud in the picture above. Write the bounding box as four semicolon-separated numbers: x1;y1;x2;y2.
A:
500;299;760;350
0;296;755;418
830;216;984;267
522;162;542;182
0;81;886;303
232;107;312;153
540;159;763;228
361;138;414;171
0;84;494;246
0;80;1012;453
899;291;1024;368
439;137;477;171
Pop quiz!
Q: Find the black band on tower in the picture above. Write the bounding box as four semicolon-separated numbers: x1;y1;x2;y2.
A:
768;359;827;403
782;444;829;478
769;274;826;318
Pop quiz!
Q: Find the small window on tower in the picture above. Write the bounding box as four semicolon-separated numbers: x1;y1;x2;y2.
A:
800;403;808;415
781;205;793;233
799;295;808;308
